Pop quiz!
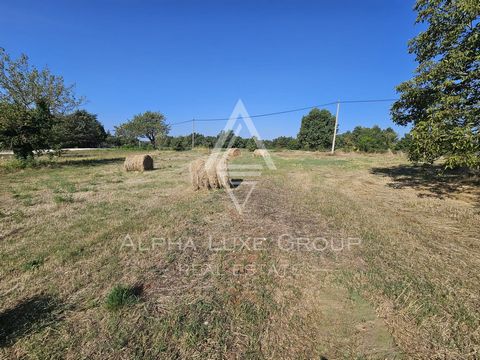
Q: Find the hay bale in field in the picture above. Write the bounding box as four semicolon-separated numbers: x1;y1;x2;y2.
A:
253;149;268;157
215;157;231;189
205;156;221;189
189;159;210;190
124;154;154;172
190;156;231;190
226;148;241;158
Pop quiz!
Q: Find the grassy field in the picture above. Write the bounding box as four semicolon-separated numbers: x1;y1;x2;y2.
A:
0;149;479;359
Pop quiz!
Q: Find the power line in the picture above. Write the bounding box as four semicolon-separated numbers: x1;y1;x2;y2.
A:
195;101;338;122
168;98;398;126
169;119;193;126
340;98;399;104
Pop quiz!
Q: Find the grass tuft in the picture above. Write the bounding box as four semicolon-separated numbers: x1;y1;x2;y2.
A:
105;284;142;311
53;194;74;204
23;258;44;271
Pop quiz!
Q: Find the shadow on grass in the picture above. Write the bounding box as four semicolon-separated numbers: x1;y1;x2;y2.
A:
0;295;62;347
230;178;243;189
58;157;125;167
60;153;93;158
370;164;480;204
0;157;126;173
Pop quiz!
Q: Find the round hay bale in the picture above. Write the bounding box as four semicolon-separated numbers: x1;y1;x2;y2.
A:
205;156;221;189
216;157;230;189
226;148;241;158
190;156;231;190
189;159;209;190
124;154;154;172
253;149;268;157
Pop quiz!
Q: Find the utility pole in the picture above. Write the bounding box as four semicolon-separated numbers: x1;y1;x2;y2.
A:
331;101;340;154
191;118;195;150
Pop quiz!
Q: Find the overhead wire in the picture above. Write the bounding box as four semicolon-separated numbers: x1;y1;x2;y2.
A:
168;98;398;126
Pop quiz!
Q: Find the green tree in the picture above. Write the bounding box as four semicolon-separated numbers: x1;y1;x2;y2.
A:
104;131;124;147
286;138;300;150
0;49;84;158
354;126;386;152
52;110;107;148
297;108;335;150
116;111;169;149
272;136;295;148
395;133;413;152
170;136;187;151
246;137;258;152
0;100;53;159
198;135;217;148
391;0;480;168
383;127;398;149
232;136;247;148
336;131;355;151
336;126;399;153
216;130;235;149
270;136;300;149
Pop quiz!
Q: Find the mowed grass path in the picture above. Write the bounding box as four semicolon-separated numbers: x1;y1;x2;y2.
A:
0;150;479;359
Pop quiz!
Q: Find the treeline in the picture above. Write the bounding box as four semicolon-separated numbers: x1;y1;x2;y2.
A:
108;107;409;153
11;106;410;153
14;107;410;153
0;48;407;158
336;126;411;153
109;128;410;153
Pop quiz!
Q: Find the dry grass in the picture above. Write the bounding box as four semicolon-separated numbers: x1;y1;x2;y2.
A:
0;149;479;359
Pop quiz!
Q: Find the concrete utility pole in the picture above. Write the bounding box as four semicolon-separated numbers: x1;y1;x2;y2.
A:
192;119;195;150
331;101;340;154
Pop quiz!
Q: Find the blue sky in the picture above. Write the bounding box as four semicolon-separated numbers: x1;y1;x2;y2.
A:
0;0;419;139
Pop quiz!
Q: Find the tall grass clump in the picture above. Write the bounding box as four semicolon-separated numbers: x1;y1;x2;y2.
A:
105;284;141;310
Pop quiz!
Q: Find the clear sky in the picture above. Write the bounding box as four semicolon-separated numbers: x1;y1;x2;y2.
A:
0;0;419;139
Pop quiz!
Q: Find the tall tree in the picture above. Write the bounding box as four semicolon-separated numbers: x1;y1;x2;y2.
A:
52;110;107;148
0;48;84;158
0;100;52;159
297;108;335;150
391;0;480;168
115;111;169;148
